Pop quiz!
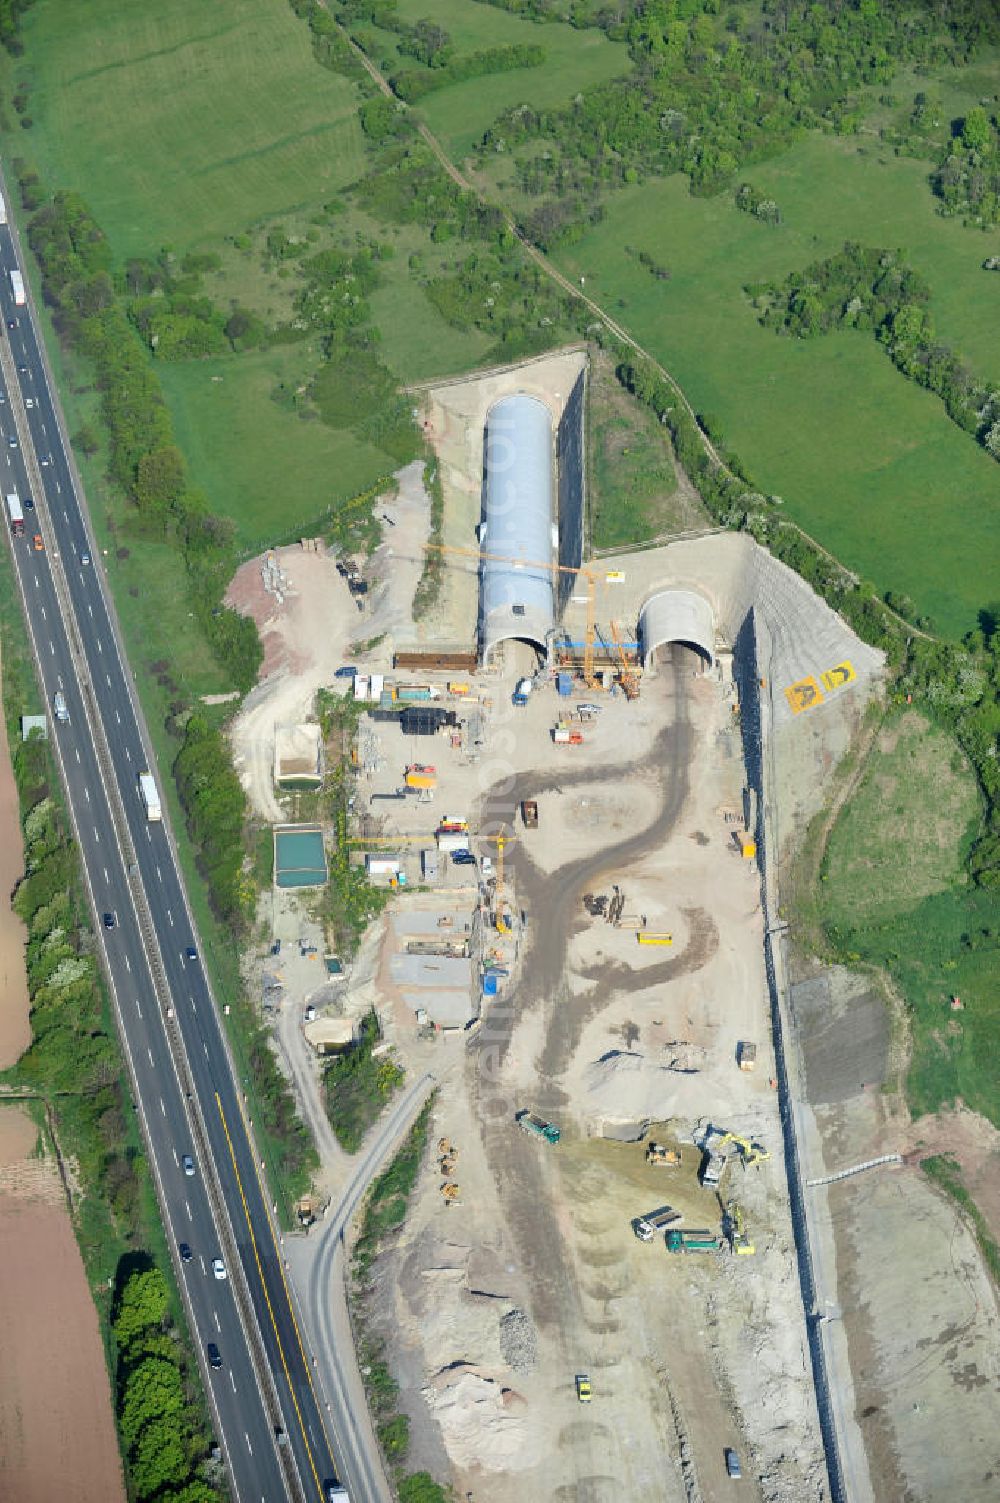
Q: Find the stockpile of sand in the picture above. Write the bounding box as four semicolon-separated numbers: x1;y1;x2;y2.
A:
582;1048;710;1123
422;1366;540;1472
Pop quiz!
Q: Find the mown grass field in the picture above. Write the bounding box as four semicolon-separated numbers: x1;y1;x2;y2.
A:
549;133;1000;638
355;0;630;159
19;0;365;257
159;344;394;549
820;709;998;1124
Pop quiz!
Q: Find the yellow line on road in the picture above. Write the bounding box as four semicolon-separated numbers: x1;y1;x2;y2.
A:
215;1093;323;1499
232;1089;338;1458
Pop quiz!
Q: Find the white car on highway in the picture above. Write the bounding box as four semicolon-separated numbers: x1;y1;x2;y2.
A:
212;1257;227;1281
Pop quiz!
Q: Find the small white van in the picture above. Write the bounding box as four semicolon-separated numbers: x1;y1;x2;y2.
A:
53;690;69;723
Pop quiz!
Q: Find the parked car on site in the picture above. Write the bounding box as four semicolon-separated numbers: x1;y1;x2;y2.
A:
725;1447;742;1480
575;1374;592;1403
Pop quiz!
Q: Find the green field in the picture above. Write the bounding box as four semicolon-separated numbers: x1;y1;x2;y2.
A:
159;344;393;549
820;711;997;1123
355;0;630;159
19;0;366;257
549;134;1000;637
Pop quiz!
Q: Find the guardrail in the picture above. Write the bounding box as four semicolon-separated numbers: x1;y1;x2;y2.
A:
0;300;304;1502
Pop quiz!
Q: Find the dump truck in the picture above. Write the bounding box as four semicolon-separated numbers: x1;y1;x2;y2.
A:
516;1109;560;1145
633;1205;682;1242
521;799;538;828
666;1228;719;1254
6;491;24;537
9;268;25;305
737;1041;757;1072
699;1151;727;1189
138;772;162;821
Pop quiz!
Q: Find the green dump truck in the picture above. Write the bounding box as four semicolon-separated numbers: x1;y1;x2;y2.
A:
516;1109;560;1145
666;1228;719;1254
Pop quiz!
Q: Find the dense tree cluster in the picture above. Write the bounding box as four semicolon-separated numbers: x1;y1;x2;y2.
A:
480;0;1000;215
172;713;249;926
750;242;1000;463
111;1267;221;1503
933;105;1000;227
22;178;262;691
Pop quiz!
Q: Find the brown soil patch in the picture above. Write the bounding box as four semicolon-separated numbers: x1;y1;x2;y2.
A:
0;1106;124;1503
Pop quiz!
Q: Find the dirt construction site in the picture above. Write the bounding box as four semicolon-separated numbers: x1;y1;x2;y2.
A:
222;349;1000;1503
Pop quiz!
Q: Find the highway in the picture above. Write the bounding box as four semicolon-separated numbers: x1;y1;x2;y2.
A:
0;203;344;1502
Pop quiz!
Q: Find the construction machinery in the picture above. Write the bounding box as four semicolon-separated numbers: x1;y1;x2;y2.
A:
699;1128;770;1188
633;1205;682;1242
666;1228;720;1254
516;1109;560;1146
483;825;515;932
646;1142;681;1168
737;1041;757;1072
725;1201;755;1256
521;799;539;829
637;932;673;946
609;619;640;699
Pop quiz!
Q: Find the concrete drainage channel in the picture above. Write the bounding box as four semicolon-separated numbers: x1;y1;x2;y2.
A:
735;614;849;1503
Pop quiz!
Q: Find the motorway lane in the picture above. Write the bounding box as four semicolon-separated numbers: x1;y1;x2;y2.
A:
0;228;345;1493
0;368;289;1502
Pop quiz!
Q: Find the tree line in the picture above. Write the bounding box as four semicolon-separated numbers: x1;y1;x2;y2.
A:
748;241;1000;465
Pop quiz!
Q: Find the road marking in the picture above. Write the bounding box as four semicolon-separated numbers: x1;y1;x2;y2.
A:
125;746;131;761
84;785;90;802
245;1433;253;1456
784;676;824;715
214;1309;221;1332
40;605;45;619
103;866;109;883
216;1093;326;1494
87;603;93;617
106;673;112;687
147;1047;154;1066
124;955;131;973
55;481;61;494
191;995;197;1013
185;1199;193;1221
204;1041;209;1058
159;1097;166;1116
48;640;54;655
230;1372;237;1394
96;638;102;653
93;826;100;843
820;660;856;693
134;996;141;1018
74;748;80;763
32;575;38;590
156;864;162;881
167;909;174;926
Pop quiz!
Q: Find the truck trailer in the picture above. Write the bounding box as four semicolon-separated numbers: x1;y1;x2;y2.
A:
515;1109;560;1145
666;1228;719;1254
6;492;24;536
634;1205;682;1242
9;268;25;306
0;192;7;225
138;772;162;821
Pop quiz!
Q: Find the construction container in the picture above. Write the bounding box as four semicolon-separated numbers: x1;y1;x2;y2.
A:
365;856;402;879
380;689;395;709
353;674;370;701
521;799;539;829
396;684;433;702
449;682;470;697
737;1041;757;1072
370;673;384;701
637;932;673;946
420;849;439;881
556;671;573;697
553;724;583;746
404;765;437;790
437;832;471;853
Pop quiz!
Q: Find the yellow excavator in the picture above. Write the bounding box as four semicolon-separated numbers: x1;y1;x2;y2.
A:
716;1131;770;1169
726;1200;755;1256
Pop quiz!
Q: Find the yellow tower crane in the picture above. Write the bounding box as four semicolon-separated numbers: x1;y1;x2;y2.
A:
423;542;604;689
482;825;516;932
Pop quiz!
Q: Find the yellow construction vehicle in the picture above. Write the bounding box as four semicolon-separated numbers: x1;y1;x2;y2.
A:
726;1201;755;1255
717;1131;770;1169
646;1142;682;1167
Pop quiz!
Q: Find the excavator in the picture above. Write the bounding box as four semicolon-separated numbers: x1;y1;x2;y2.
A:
725;1200;755;1256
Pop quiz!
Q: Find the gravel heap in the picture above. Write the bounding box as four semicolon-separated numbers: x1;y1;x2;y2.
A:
499;1307;537;1373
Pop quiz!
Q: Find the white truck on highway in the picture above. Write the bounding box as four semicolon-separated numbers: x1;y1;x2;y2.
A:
9;268;25;306
0;192;6;225
6;491;24;537
138;772;162;821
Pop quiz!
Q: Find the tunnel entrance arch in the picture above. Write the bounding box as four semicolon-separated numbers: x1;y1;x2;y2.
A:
638;589;716;671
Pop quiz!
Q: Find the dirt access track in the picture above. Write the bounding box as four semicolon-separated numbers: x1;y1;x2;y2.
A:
364;656;828;1503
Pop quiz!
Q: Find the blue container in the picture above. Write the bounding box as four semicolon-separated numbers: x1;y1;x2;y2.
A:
483;973;499;997
556;672;572;697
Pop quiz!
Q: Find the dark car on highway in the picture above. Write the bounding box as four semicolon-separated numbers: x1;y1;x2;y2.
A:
206;1342;223;1370
103;911;117;929
178;1242;193;1263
